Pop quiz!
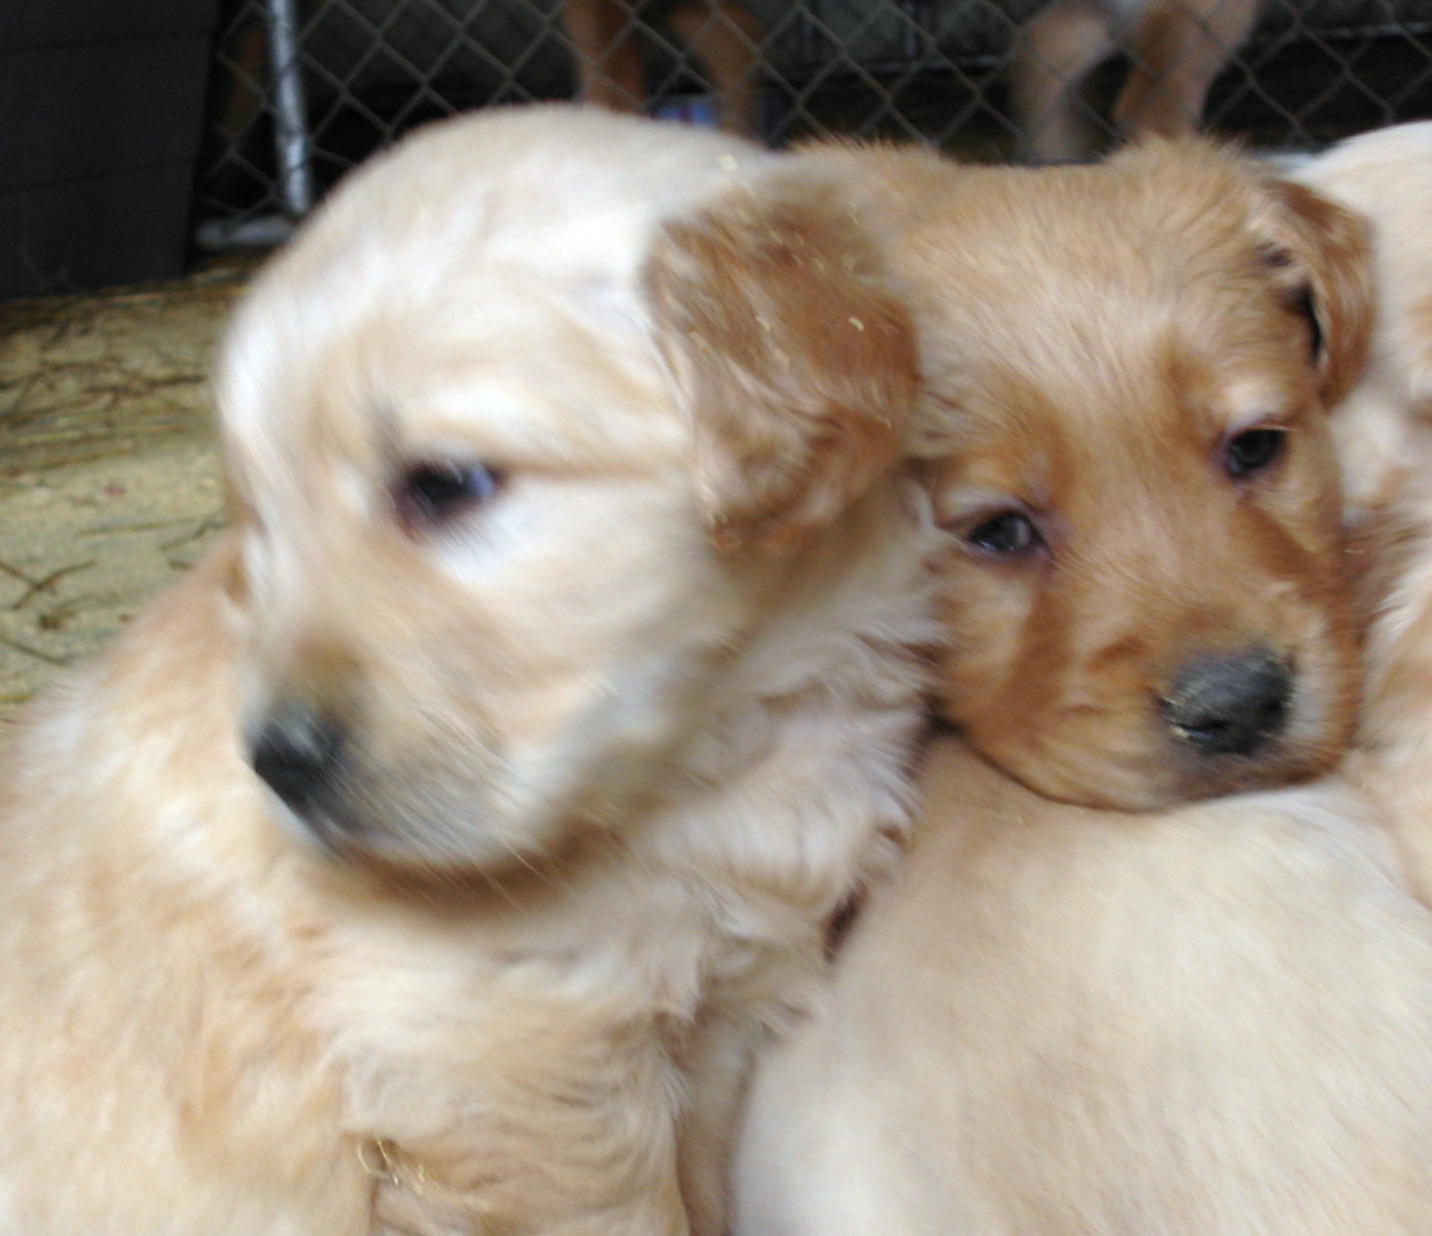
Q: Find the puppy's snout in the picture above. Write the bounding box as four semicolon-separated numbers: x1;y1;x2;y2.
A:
249;704;346;817
1161;648;1291;757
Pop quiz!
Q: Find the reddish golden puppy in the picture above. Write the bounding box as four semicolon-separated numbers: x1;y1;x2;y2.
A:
911;142;1367;810
735;138;1432;1236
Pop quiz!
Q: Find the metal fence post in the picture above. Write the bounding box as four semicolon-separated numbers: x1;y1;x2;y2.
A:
263;0;315;219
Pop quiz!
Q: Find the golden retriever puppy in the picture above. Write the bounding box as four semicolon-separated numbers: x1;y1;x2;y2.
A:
0;105;933;1235
733;139;1432;1234
907;141;1364;812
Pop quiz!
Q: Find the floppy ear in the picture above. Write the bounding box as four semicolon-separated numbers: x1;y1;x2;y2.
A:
1255;177;1374;408
644;168;919;553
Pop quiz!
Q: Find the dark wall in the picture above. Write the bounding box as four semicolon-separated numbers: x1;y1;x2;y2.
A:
1;0;222;299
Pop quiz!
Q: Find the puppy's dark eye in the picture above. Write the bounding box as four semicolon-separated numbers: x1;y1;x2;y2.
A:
1258;242;1296;270
966;511;1042;557
1223;428;1285;479
394;461;503;530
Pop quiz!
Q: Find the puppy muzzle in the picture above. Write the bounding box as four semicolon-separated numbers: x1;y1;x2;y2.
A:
249;702;349;825
1160;647;1292;758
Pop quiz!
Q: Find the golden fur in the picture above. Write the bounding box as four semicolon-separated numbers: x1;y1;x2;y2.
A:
734;133;1432;1234
907;141;1365;811
0;106;934;1235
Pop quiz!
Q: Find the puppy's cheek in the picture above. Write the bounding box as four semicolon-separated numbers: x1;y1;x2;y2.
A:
321;754;532;871
932;590;1030;725
978;714;1184;812
306;664;696;872
935;608;1180;809
241;674;508;868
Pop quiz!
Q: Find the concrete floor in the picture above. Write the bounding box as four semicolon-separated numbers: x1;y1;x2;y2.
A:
0;259;255;722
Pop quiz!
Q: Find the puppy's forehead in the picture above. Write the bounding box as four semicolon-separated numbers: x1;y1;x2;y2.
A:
218;107;770;478
912;160;1306;449
918;169;1256;336
281;105;769;291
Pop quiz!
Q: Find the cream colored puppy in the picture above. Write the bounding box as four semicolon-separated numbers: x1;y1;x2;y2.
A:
733;135;1432;1235
736;749;1432;1235
0;106;932;1235
1296;124;1432;906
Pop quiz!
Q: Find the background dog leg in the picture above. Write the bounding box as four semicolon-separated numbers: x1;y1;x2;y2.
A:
1114;0;1259;140
666;0;765;134
1011;0;1117;162
565;0;646;113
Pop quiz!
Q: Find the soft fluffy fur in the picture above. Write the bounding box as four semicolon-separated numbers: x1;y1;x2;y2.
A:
0;106;933;1235
1297;123;1432;903
733;133;1432;1234
735;745;1432;1236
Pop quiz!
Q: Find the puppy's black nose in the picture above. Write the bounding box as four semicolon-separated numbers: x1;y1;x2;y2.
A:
1162;649;1291;757
249;704;345;815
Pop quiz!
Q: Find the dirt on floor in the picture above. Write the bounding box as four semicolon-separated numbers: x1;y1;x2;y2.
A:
0;257;259;723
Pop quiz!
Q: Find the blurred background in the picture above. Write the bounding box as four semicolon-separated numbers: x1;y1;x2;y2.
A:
7;0;1432;298
1;0;1429;713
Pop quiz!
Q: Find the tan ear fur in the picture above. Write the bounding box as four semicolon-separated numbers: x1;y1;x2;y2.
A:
645;168;919;553
1256;177;1375;408
1403;291;1432;409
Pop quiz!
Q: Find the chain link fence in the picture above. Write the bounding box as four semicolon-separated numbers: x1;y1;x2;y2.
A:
195;0;1432;247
